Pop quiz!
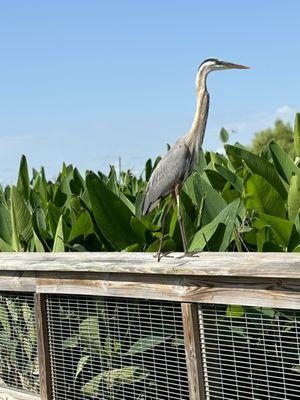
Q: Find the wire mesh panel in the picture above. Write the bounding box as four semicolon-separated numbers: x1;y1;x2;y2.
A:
46;294;190;400
0;292;39;394
199;304;300;400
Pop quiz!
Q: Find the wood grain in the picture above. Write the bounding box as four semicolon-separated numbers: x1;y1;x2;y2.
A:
35;294;52;400
182;303;206;400
35;272;300;309
0;252;299;278
0;387;40;400
0;272;36;292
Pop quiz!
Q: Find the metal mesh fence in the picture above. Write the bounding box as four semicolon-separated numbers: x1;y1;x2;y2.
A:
46;294;190;400
199;304;300;400
0;292;39;394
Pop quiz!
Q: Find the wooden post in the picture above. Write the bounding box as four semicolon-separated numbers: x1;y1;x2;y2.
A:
181;303;206;400
35;293;52;400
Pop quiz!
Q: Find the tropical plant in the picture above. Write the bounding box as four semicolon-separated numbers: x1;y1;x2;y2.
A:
53;297;185;399
1;116;300;254
0;294;38;392
251;119;294;157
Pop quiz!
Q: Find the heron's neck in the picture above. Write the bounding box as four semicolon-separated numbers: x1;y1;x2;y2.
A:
187;71;209;152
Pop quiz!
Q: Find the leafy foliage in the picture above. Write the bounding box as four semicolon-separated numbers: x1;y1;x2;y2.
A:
56;298;184;399
251;119;294;157
0;294;38;392
1;114;300;253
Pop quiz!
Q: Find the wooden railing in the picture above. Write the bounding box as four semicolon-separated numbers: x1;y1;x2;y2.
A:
0;252;299;400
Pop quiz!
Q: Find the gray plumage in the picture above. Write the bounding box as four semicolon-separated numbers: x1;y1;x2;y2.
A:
142;137;193;214
142;86;210;215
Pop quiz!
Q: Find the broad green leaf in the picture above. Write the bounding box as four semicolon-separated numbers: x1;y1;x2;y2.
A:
222;182;240;203
75;355;90;380
226;305;244;318
145;237;175;253
220;127;229;143
126;335;168;355
0;304;11;336
0;238;14;252
82;366;149;395
62;335;79;349
288;175;300;221
182;175;196;203
79;316;100;348
189;199;243;251
22;336;32;359
34;232;44;252
292;365;300;374
86;172;138;250
145;158;152;181
130;216;147;245
47;204;61;237
17;155;30;201
194;149;207;175
11;186;33;250
205;169;227;191
244;174;286;218
81;373;101;395
0;200;12;245
226;144;287;199
257;308;276;318
52;215;64;252
68;211;94;242
294;113;300;160
123;243;140;252
254;214;295;248
193;174;227;225
215;163;243;192
6;299;18;323
22;303;31;324
269;141;300;183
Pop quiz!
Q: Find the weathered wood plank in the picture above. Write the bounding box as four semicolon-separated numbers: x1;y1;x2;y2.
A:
35;294;52;400
0;387;40;400
0;252;299;278
182;303;206;400
35;272;300;309
0;272;36;292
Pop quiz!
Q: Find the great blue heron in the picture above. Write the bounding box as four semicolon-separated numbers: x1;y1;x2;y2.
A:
142;58;249;260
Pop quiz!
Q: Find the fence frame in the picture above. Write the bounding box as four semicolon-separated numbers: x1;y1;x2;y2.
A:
0;252;299;400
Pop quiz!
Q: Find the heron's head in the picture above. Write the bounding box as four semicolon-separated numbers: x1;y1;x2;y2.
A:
196;58;249;87
199;58;249;72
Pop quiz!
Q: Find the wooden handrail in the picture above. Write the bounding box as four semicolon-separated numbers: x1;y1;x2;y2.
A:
0;252;299;278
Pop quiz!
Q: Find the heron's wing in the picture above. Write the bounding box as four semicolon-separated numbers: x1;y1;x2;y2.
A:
142;138;192;214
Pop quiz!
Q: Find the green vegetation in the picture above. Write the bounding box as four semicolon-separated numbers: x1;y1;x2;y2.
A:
53;297;186;399
251;119;294;157
1;114;300;253
0;293;38;393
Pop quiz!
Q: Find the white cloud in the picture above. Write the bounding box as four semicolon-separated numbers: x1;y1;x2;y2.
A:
232;106;294;133
204;105;296;151
275;105;295;119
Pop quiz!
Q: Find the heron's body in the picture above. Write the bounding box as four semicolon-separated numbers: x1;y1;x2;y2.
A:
142;80;210;214
142;58;249;259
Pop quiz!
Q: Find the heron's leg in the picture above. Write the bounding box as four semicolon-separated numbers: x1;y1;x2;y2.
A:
175;186;199;258
175;186;188;253
154;199;174;262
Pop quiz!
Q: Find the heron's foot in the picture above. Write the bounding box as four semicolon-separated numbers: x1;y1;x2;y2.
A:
153;251;174;262
176;250;200;259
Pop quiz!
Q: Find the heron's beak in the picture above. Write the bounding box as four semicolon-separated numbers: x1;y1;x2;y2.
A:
222;61;250;69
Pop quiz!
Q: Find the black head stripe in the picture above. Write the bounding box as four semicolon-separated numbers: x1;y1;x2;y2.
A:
198;58;219;70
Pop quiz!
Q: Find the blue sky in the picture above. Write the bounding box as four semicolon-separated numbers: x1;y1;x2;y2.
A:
0;1;299;183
